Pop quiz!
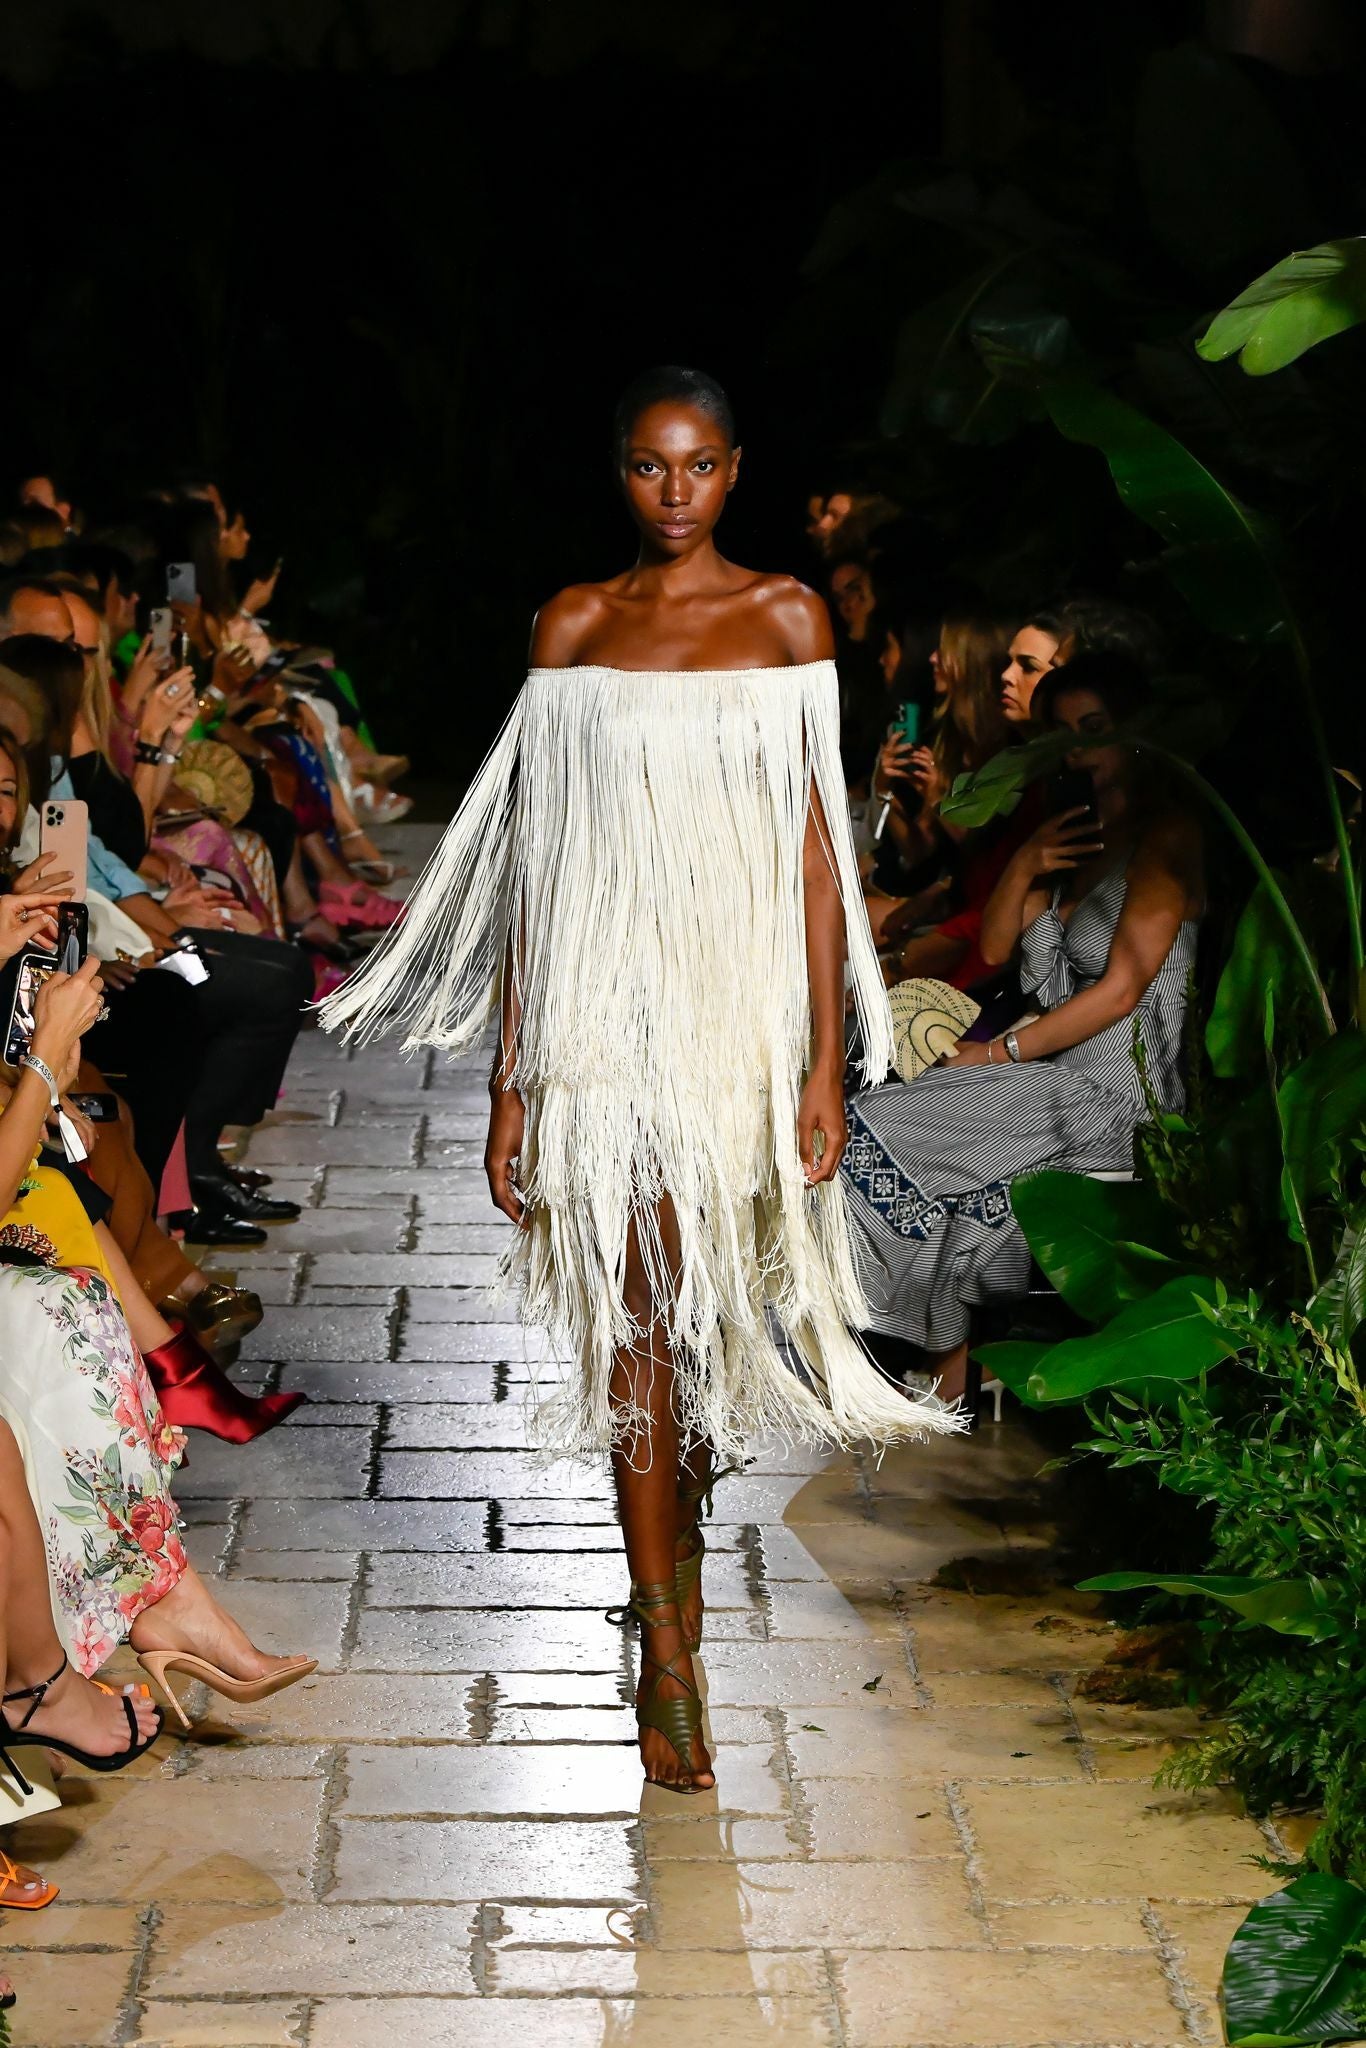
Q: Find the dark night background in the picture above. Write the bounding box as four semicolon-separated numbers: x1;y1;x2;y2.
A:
2;0;1364;796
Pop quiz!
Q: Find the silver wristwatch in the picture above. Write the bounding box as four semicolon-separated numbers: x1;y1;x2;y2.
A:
1004;1030;1022;1063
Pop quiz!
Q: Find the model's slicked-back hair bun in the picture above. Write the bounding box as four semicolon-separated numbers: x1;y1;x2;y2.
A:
613;366;736;462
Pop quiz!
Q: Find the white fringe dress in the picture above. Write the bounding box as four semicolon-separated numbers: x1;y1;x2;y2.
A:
320;660;961;1462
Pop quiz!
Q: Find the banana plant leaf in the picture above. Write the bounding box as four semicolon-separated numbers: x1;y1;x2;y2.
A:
1198;239;1366;378
940;730;1072;829
967;1341;1048;1403
1309;1212;1366;1348
1208;880;1299;1079
1013;1275;1231;1406
1277;1032;1366;1235
1011;1171;1186;1324
1075;1572;1344;1642
1222;1875;1366;2045
1038;380;1289;645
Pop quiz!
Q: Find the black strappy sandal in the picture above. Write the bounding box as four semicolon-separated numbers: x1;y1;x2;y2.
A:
0;1654;162;1787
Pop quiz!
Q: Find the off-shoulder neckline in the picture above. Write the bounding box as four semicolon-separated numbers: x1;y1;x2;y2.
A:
527;659;834;677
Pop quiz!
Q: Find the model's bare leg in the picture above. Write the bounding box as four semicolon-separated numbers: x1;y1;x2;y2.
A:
611;1204;714;1792
675;1435;714;1648
0;1420;159;1756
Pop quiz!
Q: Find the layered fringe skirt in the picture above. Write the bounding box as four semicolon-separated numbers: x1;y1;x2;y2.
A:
321;659;961;1461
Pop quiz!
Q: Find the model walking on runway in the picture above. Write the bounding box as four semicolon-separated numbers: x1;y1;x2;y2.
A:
322;367;959;1791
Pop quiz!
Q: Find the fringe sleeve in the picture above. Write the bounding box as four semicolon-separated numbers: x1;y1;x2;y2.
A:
801;662;895;1086
316;693;524;1054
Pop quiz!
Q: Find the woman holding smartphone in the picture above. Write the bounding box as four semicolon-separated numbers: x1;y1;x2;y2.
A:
323;367;959;1795
842;651;1203;1402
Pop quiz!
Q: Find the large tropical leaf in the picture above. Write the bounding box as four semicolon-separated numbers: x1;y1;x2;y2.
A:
939;730;1072;829
970;334;1292;645
1222;1875;1366;2046
1277;1033;1366;1233
1075;1572;1344;1642
1018;1275;1231;1406
1207;881;1298;1080
1199;240;1366;378
1011;1171;1185;1324
967;1341;1049;1404
1039;380;1289;644
1309;1212;1366;1348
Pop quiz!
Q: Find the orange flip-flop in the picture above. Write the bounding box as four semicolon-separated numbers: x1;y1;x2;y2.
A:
0;1849;57;1911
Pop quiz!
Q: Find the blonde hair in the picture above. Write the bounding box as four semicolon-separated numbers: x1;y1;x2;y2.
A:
933;611;1014;782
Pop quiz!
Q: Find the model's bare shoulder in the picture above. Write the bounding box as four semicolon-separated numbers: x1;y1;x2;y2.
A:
528;583;615;668
750;574;836;665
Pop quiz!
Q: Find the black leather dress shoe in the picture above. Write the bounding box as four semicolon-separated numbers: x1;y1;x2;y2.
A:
224;1164;274;1191
186;1210;268;1249
191;1171;302;1224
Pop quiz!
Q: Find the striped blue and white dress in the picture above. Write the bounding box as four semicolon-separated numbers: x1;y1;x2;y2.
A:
841;865;1198;1351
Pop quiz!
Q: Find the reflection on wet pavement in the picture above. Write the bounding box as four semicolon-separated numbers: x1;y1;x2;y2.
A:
22;827;1279;2046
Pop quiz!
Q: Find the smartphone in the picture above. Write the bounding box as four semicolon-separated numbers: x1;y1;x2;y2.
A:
166;561;197;605
898;701;921;746
149;606;174;664
1052;765;1096;819
56;901;88;972
4;951;53;1064
40;799;89;903
67;1091;121;1124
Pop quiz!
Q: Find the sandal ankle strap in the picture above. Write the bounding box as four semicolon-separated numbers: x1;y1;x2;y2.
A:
2;1653;68;1730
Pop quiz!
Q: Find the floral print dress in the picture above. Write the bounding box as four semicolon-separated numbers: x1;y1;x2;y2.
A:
0;1158;188;1676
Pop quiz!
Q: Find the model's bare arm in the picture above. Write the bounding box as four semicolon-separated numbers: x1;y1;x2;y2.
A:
781;586;847;1186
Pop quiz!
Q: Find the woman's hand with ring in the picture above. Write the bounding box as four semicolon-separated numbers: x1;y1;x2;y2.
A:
0;894;61;962
31;956;106;1070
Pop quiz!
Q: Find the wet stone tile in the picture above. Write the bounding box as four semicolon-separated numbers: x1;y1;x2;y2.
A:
330;1818;639;1902
174;1424;371;1500
242;1306;394;1363
277;1362;503;1402
145;1904;477;1995
237;1497;483;1550
310;1252;501;1288
377;1450;611;1499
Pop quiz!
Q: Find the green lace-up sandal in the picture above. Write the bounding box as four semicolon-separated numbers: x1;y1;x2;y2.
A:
627;1580;711;1793
607;1464;740;1653
674;1463;737;1652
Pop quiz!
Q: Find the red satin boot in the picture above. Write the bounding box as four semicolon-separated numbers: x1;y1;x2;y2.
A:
143;1323;307;1444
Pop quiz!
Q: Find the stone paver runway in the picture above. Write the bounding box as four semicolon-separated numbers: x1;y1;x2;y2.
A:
18;827;1282;2046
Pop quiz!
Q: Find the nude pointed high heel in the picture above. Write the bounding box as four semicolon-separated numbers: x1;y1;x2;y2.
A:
135;1651;317;1730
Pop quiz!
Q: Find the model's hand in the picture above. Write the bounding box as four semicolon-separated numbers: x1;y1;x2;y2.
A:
485;1084;529;1227
797;1066;846;1187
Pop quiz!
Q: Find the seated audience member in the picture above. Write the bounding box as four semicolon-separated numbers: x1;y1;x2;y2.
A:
866;609;1013;973
0;592;313;1239
1002;596;1168;726
841;651;1203;1402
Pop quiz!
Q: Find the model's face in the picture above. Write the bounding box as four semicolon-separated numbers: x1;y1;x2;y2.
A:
621;401;738;557
1002;626;1062;723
